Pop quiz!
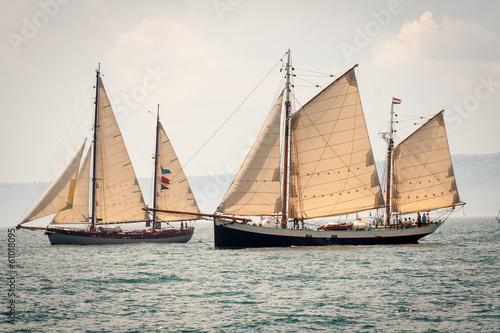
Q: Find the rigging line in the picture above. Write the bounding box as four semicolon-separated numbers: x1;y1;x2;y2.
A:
294;74;335;78
100;75;154;176
294;76;325;88
180;56;285;170
21;81;95;222
292;93;303;110
293;67;336;77
101;74;155;117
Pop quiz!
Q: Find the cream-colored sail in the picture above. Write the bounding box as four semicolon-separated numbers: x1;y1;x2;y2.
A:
290;68;384;219
21;141;86;223
392;111;461;214
52;147;91;223
218;93;284;215
94;77;147;223
155;122;200;221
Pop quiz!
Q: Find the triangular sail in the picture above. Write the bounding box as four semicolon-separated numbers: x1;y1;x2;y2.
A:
392;111;462;214
290;67;384;219
218;93;284;216
94;77;147;223
154;122;201;221
21;141;86;223
52;147;91;224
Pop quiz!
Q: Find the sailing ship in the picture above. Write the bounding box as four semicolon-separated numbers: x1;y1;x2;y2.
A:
17;66;201;245
496;209;500;223
213;50;465;248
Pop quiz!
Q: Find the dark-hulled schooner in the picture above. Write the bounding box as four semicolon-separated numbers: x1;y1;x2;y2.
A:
213;50;464;248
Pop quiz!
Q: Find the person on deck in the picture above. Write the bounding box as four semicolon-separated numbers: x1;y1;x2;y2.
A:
422;213;427;224
417;212;422;227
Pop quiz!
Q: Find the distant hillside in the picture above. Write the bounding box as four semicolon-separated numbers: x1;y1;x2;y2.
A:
3;153;499;227
451;153;500;216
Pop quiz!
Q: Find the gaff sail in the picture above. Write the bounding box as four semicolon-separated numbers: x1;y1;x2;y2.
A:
392;111;462;214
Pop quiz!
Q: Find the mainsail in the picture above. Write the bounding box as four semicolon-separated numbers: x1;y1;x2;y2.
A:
290;67;385;219
392;111;462;214
94;77;147;223
217;66;384;220
154;121;201;221
21;141;86;223
218;93;284;216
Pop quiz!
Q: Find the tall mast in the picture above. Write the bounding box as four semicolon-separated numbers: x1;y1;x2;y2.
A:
90;64;100;229
152;104;160;232
281;49;292;228
385;101;395;226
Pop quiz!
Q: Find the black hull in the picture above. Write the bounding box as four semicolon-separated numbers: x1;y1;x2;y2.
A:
45;227;194;245
214;218;440;249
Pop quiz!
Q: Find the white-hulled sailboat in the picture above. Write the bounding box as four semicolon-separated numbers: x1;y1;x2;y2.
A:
17;66;201;245
213;50;465;248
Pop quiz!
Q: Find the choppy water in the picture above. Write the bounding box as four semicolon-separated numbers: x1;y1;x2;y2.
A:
2;217;499;332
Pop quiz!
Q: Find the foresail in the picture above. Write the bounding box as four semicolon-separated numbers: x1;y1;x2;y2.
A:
52;147;91;224
392;111;462;214
21;141;86;223
218;93;284;216
290;67;384;219
155;122;201;221
95;77;147;223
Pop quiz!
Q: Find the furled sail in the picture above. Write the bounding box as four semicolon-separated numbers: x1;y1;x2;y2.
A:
392;111;462;214
21;141;86;223
52;147;91;224
94;77;147;223
218;93;284;215
154;122;201;221
290;67;384;219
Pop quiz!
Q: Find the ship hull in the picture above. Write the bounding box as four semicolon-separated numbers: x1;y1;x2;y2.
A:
214;218;441;249
45;227;194;245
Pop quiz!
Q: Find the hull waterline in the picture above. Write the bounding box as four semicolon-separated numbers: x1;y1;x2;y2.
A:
45;227;194;245
214;218;441;249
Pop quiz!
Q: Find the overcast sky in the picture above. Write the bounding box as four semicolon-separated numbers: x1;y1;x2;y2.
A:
1;0;499;185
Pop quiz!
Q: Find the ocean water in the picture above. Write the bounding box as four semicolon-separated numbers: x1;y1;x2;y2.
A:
2;216;499;332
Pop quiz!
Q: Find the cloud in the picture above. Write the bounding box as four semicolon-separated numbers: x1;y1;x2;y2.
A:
373;12;500;65
361;11;500;160
114;19;203;60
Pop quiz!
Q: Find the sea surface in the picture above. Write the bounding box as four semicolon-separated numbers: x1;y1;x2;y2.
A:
2;216;499;332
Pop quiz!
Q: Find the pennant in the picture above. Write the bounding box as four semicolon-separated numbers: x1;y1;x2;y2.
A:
392;97;401;104
161;176;170;185
161;167;171;174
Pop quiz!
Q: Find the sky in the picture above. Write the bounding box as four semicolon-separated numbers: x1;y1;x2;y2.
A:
1;0;500;186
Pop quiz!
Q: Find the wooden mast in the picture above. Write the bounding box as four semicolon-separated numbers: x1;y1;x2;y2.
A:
90;64;100;230
385;101;395;226
152;104;160;231
281;49;292;228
